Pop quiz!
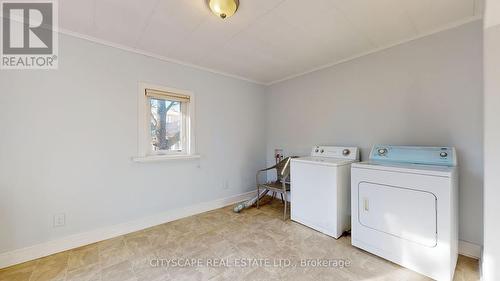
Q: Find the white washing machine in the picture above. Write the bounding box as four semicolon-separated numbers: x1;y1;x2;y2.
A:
291;146;359;238
351;145;458;281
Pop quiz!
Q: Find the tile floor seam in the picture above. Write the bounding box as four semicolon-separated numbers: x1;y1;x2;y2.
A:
59;255;70;281
97;242;103;281
26;260;39;281
124;231;151;281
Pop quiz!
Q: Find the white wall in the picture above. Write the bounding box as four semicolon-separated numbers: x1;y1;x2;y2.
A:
266;21;483;246
0;34;267;255
484;0;500;28
483;0;500;278
0;19;486;265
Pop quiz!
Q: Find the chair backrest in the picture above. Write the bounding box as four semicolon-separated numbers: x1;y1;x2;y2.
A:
276;156;295;183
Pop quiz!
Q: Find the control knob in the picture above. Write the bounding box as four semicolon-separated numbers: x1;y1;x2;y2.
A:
378;148;388;156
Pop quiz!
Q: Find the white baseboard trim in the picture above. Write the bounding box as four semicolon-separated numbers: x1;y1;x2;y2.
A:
478;247;483;281
0;190;256;269
0;190;481;269
459;240;482;259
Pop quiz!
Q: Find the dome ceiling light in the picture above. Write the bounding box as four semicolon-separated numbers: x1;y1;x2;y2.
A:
208;0;239;19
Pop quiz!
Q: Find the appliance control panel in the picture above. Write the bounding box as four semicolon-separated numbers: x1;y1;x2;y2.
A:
370;145;457;166
311;146;359;160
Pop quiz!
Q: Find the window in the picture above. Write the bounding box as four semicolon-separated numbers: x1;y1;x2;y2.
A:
135;83;197;161
146;89;187;154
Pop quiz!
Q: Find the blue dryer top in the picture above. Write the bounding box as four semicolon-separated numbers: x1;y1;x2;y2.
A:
369;145;457;167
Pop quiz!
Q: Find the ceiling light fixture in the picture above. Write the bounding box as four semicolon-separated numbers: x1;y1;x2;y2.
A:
208;0;239;19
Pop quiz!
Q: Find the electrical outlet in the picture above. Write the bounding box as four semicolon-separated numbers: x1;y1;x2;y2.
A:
53;213;66;227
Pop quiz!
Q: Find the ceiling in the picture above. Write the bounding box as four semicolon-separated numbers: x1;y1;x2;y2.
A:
59;0;481;84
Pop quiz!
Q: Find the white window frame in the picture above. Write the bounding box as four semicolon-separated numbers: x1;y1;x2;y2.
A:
134;82;198;162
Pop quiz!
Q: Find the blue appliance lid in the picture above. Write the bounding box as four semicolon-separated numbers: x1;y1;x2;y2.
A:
369;145;457;167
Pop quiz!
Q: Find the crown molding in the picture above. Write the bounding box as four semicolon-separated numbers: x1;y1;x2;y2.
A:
58;28;266;86
58;16;481;87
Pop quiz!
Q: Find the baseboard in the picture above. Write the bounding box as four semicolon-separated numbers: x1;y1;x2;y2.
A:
0;190;256;269
0;190;481;269
479;246;483;281
458;240;482;259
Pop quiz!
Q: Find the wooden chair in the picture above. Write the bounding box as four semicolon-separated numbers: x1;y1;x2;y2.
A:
256;157;295;220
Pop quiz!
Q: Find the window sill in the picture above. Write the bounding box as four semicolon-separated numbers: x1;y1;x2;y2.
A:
132;154;201;163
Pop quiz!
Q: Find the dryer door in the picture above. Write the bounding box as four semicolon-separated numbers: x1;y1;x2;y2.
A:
358;182;437;247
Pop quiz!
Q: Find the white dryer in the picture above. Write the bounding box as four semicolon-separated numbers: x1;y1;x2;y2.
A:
351;145;458;281
291;146;359;238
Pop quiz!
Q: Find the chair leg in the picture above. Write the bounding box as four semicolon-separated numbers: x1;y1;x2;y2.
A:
257;186;260;209
283;195;287;221
280;193;284;204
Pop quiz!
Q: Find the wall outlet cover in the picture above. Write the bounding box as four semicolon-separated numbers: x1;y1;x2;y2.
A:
53;213;66;227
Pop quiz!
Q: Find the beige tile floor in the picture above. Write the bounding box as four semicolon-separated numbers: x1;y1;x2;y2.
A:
0;197;479;281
